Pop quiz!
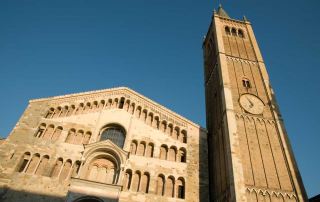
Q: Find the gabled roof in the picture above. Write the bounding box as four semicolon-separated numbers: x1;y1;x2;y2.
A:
29;87;204;129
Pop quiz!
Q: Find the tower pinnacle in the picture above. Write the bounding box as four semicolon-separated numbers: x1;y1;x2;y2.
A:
216;4;230;19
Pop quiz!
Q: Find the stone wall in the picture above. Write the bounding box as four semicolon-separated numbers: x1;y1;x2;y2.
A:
0;87;209;202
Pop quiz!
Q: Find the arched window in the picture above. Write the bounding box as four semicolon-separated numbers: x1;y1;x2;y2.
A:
75;103;84;115
52;126;63;141
137;142;146;156
165;176;175;197
83;131;92;144
135;106;142;118
238;29;244;38
35;123;46;138
179;148;187;163
75;130;84;144
231;28;237;36
67;105;75;116
92;101;98;111
124;100;130;111
100;125;126;148
119;97;125;109
106;99;112;109
140;172;150;193
60;106;68;117
168;147;177;161
225;26;231;35
130;140;138;154
17;152;31;172
59;159;72;181
35;155;50;176
147;113;153;125
142;109;148;121
123;169;132;190
45;108;54;118
180;130;187;143
99;100;105;110
146;143;154;158
87;157;118;184
43;125;54;139
51;158;63;178
88;165;98;181
112;98;119;108
160;121;167;133
173;127;180;140
160;145;168;160
53;107;62;118
26;153;40;174
167;124;173;136
156;174;165;196
153;116;160;129
176;177;185;199
84;103;91;112
72;161;81;178
66;129;76;143
129;103;135;114
132;171;141;192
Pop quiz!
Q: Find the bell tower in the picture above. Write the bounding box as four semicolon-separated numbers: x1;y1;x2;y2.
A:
203;5;307;201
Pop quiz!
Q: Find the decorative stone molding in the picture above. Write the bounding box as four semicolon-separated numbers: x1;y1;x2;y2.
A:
220;18;247;27
226;56;257;65
67;178;122;201
31;87;193;128
235;113;275;124
83;140;129;165
246;186;297;199
216;15;248;27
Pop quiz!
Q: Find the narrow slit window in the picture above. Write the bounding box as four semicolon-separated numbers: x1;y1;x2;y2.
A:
242;78;251;88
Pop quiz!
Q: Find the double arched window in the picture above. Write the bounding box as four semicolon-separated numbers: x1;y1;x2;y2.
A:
99;125;126;148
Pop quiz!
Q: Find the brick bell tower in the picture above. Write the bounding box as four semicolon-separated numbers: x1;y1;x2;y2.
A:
203;5;307;201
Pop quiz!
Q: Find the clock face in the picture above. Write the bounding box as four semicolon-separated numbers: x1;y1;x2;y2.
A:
239;94;264;115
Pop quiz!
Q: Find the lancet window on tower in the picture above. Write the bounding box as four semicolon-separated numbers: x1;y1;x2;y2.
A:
231;28;237;36
242;78;251;88
225;26;231;35
238;29;244;38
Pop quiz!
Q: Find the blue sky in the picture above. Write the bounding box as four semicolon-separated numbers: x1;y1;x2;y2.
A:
0;0;319;198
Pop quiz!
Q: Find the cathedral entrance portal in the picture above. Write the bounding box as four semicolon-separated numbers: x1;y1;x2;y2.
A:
66;138;127;202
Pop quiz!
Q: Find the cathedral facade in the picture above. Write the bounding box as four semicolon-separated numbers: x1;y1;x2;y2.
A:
0;5;307;202
0;87;209;202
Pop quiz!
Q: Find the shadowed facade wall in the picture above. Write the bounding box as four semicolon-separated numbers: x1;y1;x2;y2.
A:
0;87;209;202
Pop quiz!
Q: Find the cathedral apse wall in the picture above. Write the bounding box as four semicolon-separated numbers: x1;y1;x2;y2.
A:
0;87;209;202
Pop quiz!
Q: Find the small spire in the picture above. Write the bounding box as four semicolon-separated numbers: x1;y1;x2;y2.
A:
217;4;230;19
243;15;248;21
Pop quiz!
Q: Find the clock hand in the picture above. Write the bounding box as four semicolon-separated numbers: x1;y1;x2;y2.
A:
246;97;254;107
